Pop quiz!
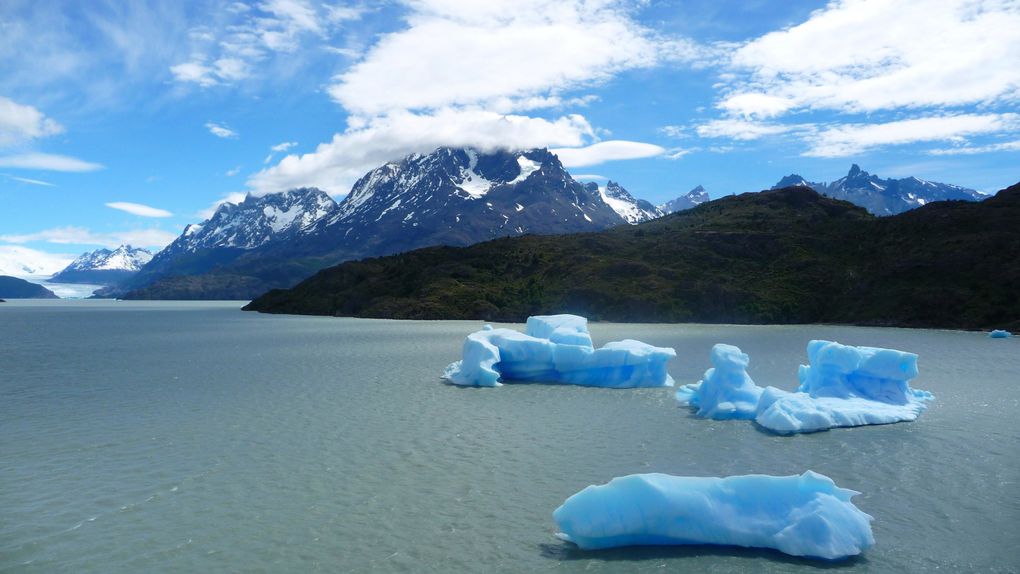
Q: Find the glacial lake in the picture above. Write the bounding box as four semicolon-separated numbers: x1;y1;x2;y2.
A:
2;300;1017;573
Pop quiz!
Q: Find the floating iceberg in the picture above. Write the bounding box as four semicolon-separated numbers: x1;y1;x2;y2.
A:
675;344;763;419
989;329;1012;338
755;340;933;434
553;471;874;560
442;314;675;388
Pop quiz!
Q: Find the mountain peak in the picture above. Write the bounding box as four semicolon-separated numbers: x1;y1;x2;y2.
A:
771;167;983;215
659;185;710;214
49;244;154;285
597;181;662;224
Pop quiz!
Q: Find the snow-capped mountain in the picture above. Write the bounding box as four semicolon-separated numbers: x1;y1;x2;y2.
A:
659;185;710;214
168;187;337;255
49;245;153;284
587;181;663;224
118;147;633;299
310;147;624;253
772;165;984;215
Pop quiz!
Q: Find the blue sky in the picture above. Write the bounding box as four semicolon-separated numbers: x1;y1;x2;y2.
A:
1;0;1018;269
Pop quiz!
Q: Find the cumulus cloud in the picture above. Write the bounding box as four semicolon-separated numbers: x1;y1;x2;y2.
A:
551;140;665;168
0;153;104;172
721;0;1020;117
804;113;1020;157
198;191;249;219
248;109;596;194
0;97;65;147
105;202;174;218
253;0;697;195
329;0;700;116
0;226;178;249
0;244;76;277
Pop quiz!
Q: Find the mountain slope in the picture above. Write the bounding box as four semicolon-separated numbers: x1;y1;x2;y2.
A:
123;147;630;300
50;245;153;284
244;182;1020;331
590;181;662;223
100;188;338;298
0;276;59;299
659;185;710;214
772;165;985;215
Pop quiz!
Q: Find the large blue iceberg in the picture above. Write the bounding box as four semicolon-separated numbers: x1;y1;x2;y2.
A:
442;314;675;388
755;340;934;434
677;340;933;434
553;471;874;560
675;344;763;419
989;329;1012;338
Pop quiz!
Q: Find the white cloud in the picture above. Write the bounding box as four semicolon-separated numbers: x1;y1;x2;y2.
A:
226;165;242;176
0;153;104;172
271;141;298;152
804;113;1020;157
570;174;608;181
696;119;803;141
0;226;178;249
248;108;596;194
170;60;219;87
927;139;1020;155
170;0;366;88
0;97;64;147
329;0;701;115
198;192;249;219
205;122;238;139
0;244;75;278
551;140;666;168
3;174;55;186
105;202;173;218
721;0;1020;117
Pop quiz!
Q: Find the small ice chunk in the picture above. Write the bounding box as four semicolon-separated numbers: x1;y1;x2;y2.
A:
676;344;763;419
989;329;1012;338
443;314;674;388
553;471;874;560
755;340;933;434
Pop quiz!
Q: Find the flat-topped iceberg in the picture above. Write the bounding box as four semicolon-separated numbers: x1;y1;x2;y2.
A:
755;340;933;434
442;314;675;388
553;471;874;560
989;329;1012;338
675;344;763;419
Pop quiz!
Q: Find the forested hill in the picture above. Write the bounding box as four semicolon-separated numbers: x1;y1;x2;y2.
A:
244;183;1020;331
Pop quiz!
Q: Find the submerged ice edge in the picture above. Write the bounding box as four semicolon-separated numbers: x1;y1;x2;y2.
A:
442;314;676;388
554;471;875;560
677;340;934;434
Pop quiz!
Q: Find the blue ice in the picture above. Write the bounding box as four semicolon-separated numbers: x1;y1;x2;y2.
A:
989;329;1012;338
553;471;874;560
442;314;675;388
675;344;763;419
755;340;934;434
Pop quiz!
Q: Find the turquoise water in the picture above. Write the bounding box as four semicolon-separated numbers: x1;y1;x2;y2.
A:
1;301;1018;573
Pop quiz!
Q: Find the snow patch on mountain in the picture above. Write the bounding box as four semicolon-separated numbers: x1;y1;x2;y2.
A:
593;181;662;224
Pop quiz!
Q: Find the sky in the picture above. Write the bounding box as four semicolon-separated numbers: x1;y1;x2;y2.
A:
1;0;1019;268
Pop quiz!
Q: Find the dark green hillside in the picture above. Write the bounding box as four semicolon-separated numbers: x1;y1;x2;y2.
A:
244;184;1020;330
0;276;59;299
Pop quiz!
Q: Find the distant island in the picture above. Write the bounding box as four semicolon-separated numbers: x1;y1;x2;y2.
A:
0;276;59;299
245;183;1020;331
